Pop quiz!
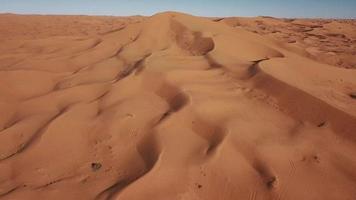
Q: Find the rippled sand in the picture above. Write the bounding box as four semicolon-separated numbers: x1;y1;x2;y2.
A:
0;12;356;200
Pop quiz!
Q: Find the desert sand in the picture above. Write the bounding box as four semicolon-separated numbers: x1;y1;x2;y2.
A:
0;12;356;200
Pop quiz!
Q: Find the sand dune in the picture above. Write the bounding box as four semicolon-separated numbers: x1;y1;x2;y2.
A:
0;12;356;200
218;16;356;69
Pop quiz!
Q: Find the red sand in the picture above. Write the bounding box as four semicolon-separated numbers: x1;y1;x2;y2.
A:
0;12;356;200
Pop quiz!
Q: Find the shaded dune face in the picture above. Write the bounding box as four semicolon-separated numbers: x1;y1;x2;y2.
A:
0;12;356;200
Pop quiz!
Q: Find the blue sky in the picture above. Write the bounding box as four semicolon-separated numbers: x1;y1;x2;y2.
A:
0;0;355;18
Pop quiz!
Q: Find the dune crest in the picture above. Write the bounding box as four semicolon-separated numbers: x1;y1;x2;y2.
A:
0;12;356;200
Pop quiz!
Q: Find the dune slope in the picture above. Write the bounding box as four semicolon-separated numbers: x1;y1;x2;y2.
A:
0;12;356;200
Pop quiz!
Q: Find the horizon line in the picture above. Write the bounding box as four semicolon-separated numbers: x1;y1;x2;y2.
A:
1;11;355;20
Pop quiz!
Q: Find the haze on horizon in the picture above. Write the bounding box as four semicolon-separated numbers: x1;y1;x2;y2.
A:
0;0;356;19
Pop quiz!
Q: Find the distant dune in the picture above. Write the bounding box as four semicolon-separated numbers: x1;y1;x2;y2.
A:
0;12;356;200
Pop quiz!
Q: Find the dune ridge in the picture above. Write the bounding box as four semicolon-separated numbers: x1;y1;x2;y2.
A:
0;12;356;200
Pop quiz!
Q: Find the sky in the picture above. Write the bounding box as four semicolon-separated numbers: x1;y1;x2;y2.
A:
0;0;355;19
